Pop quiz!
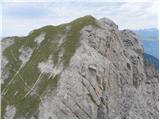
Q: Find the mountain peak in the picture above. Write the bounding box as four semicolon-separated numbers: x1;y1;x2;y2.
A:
1;16;158;119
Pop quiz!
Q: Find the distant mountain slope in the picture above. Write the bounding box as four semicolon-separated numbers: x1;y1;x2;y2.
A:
144;53;159;70
134;28;158;41
134;28;159;59
143;40;159;59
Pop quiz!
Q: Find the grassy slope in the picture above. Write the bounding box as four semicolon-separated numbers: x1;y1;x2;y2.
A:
1;15;98;118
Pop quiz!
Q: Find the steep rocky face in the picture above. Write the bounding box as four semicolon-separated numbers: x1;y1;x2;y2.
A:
1;16;159;119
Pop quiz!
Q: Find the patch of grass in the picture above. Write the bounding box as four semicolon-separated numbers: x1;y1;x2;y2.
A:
62;15;97;66
1;15;98;118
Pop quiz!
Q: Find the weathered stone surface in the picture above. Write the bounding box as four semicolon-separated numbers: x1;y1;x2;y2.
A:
1;16;158;119
1;38;15;53
38;17;158;119
19;46;33;66
34;32;46;45
4;105;16;119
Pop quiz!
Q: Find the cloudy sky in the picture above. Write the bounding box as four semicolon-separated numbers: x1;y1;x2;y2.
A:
0;0;159;37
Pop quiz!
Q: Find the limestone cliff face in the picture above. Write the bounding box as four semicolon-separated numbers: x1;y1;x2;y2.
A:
1;16;158;119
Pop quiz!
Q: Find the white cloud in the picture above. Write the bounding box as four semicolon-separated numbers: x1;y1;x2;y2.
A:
1;1;159;37
0;3;2;39
2;0;159;2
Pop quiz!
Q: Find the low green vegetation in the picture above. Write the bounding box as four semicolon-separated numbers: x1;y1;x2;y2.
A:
62;15;97;66
1;15;98;118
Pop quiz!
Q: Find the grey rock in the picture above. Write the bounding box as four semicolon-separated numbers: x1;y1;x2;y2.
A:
4;105;16;119
1;16;158;119
34;32;46;45
38;17;158;119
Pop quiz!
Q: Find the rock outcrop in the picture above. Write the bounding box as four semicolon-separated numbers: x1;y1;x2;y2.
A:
1;16;159;119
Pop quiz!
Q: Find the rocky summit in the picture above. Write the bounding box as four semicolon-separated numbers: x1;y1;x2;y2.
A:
1;16;159;119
